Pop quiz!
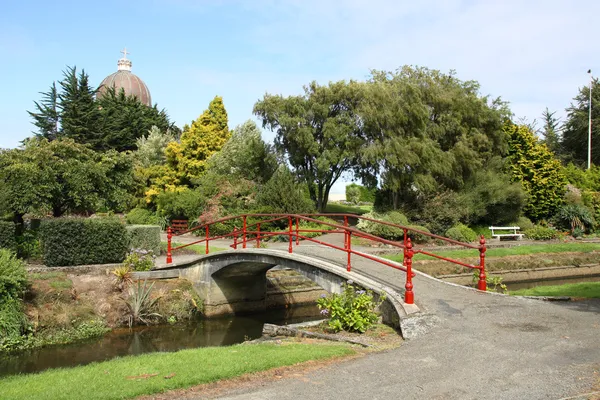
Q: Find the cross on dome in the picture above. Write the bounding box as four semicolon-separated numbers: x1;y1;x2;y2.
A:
120;47;130;59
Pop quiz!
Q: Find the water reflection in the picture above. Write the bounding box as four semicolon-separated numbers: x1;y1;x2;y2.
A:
0;304;321;377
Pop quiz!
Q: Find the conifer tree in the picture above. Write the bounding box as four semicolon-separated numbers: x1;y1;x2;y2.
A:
28;82;59;140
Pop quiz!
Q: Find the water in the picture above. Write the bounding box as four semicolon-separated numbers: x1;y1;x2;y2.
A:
505;275;600;291
0;304;321;377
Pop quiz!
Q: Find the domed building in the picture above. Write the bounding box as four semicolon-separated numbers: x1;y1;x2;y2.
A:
97;49;152;106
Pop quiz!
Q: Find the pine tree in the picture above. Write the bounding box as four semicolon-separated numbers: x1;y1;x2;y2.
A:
540;107;561;155
28;82;59;140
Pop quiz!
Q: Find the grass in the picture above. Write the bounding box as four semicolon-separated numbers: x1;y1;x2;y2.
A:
0;343;355;400
324;203;370;215
510;281;600;298
383;242;600;262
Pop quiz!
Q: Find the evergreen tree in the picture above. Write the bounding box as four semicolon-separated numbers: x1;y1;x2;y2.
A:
505;122;566;221
540;107;561;155
28;82;59;140
165;96;231;186
135;125;175;168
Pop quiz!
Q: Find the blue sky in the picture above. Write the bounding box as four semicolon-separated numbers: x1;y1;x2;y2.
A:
1;0;598;194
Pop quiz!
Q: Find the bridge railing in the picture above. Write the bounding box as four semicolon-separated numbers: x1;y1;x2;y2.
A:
166;213;487;305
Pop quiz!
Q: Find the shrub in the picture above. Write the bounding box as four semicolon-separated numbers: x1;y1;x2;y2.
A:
124;281;161;327
524;225;559;240
406;225;432;244
0;297;28;341
0;221;16;252
514;216;535;231
357;211;409;240
255;166;315;214
552;204;596;233
122;249;155;271
156;189;207;221
126;208;159;225
417;191;470;235
0;249;28;301
445;224;478;243
39;218;129;267
16;229;41;260
126;225;161;256
316;281;383;333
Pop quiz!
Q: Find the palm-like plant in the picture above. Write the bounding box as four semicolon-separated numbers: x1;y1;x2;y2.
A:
123;280;161;327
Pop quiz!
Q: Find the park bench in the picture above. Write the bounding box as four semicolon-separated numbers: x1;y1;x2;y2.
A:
170;219;189;234
489;226;523;241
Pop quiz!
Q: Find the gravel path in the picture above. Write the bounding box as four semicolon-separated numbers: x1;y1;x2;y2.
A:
167;233;600;399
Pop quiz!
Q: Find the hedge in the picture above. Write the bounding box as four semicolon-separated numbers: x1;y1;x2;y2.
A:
126;225;161;256
445;224;478;243
39;218;129;267
0;221;16;252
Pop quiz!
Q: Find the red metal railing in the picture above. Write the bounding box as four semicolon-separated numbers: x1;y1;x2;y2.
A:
166;213;488;305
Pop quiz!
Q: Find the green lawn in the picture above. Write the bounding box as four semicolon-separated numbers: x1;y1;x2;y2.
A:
161;242;226;254
324;203;370;215
384;242;600;262
510;281;600;298
0;343;354;400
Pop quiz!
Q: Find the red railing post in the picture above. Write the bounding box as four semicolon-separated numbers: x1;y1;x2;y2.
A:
288;216;293;253
233;227;238;250
166;226;173;264
403;228;408;247
242;216;247;249
404;238;414;304
295;217;299;245
344;215;349;249
478;235;487;291
205;225;209;255
256;223;261;248
346;230;352;272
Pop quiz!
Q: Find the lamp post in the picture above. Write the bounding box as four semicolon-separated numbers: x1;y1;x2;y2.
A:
588;69;593;170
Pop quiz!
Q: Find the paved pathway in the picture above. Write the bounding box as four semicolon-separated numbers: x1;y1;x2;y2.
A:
167;233;600;399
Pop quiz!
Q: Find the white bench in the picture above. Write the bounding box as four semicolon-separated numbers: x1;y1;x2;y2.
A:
489;226;523;241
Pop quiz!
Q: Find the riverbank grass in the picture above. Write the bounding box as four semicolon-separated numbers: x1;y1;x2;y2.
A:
384;242;600;262
510;282;600;298
0;343;355;400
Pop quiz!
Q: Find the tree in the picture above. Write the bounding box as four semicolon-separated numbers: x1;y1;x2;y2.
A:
207;120;277;184
561;78;600;165
254;80;365;211
345;185;360;204
504;122;567;221
0;138;134;223
540;108;561;155
255;166;315;214
28;82;59;140
165;96;231;187
359;66;510;211
135;125;175;168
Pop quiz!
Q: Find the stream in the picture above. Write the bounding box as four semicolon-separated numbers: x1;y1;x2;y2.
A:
0;304;321;377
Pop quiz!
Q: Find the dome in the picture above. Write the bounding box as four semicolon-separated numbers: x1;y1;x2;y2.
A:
97;49;152;106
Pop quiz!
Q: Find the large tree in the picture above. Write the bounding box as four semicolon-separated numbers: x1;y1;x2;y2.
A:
540;107;561;155
561;78;600;165
254;80;365;211
505;122;566;221
359;66;510;210
0;138;134;224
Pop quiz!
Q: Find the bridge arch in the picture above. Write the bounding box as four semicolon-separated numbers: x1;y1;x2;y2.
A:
134;249;416;330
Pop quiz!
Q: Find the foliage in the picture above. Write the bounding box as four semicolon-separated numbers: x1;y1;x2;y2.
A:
504;122;567;221
122;249;155;271
255;166;315;214
29;67;178;152
472;271;508;294
357;211;408;240
563;163;600;192
164;96;231;187
0;249;28;301
0;138;135;222
111;266;133;290
0;221;16;251
126;225;161;256
39;218;129;267
513;216;535;231
552;204;596;233
316;281;383;333
156;188;207;221
207;120;277;184
126;208;161;225
123;280;161;327
561;77;600;165
0;344;354;400
134;125;176;167
255;80;365;211
445;224;478;243
523;225;560;240
406;225;432;244
359;66;510;210
411;191;469;234
0;297;29;342
345;185;361;204
15;230;42;260
540;107;561;155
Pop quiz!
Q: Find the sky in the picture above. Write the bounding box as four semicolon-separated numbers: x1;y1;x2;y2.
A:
0;0;598;195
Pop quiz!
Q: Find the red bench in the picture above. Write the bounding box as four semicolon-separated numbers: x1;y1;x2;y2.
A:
170;220;189;234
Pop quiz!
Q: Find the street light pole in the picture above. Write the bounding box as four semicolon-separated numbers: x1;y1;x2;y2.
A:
588;69;593;170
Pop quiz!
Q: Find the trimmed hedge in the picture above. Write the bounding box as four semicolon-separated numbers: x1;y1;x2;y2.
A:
524;225;560;240
0;221;16;252
126;225;161;256
445;224;478;243
39;218;129;267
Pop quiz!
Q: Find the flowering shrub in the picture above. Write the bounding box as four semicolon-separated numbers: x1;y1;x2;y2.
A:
122;249;155;271
316;281;383;333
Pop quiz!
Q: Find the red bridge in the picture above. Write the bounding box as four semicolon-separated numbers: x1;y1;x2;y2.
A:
165;213;488;305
